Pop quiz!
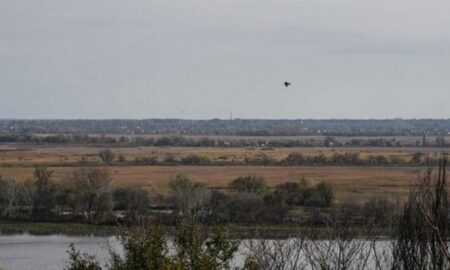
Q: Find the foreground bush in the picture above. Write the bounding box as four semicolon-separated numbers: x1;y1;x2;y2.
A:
66;222;239;270
65;244;101;270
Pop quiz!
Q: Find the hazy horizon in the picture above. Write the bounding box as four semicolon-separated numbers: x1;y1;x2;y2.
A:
2;0;450;119
1;117;450;121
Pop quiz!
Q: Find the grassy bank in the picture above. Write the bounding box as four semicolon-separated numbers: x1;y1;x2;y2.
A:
0;221;119;236
0;221;392;239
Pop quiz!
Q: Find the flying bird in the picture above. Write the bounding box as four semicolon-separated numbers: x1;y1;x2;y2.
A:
284;81;291;87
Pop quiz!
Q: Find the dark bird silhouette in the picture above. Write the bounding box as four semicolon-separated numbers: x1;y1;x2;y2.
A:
284;82;291;87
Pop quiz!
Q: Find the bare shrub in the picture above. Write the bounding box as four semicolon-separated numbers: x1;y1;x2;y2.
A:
244;236;307;270
394;155;450;269
98;149;115;164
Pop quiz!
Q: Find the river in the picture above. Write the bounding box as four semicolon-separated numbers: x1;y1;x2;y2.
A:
0;234;391;270
0;234;118;270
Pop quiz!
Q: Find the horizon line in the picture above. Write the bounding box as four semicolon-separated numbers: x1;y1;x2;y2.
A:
1;118;450;121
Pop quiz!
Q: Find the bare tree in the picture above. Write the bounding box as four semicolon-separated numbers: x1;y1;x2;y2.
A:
0;176;20;218
70;167;113;223
394;154;449;269
244;235;307;270
169;174;211;223
32;167;56;221
304;207;373;270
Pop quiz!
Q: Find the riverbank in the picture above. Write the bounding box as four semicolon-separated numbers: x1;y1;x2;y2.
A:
0;221;392;239
0;221;119;236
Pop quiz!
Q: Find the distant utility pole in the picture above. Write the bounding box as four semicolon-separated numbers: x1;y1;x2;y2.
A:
229;112;233;121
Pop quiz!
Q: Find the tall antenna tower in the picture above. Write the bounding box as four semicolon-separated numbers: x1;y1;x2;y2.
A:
229;112;233;121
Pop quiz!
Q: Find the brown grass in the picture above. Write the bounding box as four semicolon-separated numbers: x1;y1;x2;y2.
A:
0;143;435;203
0;164;419;203
0;143;447;166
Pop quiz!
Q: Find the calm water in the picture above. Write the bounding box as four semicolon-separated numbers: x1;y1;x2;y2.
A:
0;234;118;270
0;234;388;270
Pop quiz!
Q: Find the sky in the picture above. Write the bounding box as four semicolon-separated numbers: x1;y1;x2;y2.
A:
1;0;450;119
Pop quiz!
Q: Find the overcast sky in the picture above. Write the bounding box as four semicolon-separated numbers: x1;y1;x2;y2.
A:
1;0;450;119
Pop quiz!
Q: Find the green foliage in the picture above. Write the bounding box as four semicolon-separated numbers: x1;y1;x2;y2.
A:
228;176;267;194
242;256;261;270
65;243;102;270
275;179;334;208
275;180;311;206
174;222;239;270
69;223;239;270
108;227;171;270
275;179;313;206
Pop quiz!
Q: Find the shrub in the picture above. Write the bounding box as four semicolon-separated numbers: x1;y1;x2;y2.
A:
275;179;313;206
181;155;210;165
65;244;101;270
283;152;305;165
244;154;274;165
361;196;397;227
228;176;267;194
316;181;334;207
410;152;424;164
67;223;239;270
227;192;264;224
117;154;126;163
169;174;211;221
113;188;150;225
98;149;115;164
133;156;158;165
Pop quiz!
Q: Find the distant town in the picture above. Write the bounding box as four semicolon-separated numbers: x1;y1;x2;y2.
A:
1;118;450;136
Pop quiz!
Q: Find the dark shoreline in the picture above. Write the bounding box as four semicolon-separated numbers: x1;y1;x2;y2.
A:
0;221;393;239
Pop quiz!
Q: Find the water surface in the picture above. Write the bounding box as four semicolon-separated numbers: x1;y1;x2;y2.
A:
0;234;117;270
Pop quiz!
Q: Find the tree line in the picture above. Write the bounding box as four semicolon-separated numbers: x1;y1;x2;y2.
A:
1;133;450;148
95;149;441;167
0;167;335;226
0;164;410;232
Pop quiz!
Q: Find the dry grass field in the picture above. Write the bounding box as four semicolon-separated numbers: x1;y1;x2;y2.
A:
0;164;420;203
0;143;447;166
0;143;441;203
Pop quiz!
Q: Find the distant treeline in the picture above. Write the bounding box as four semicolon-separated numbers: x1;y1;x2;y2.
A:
0;167;399;229
0;133;449;148
2;118;450;136
120;152;438;167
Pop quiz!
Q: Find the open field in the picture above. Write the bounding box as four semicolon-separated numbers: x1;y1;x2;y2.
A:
0;164;421;203
0;143;441;203
0;143;448;166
